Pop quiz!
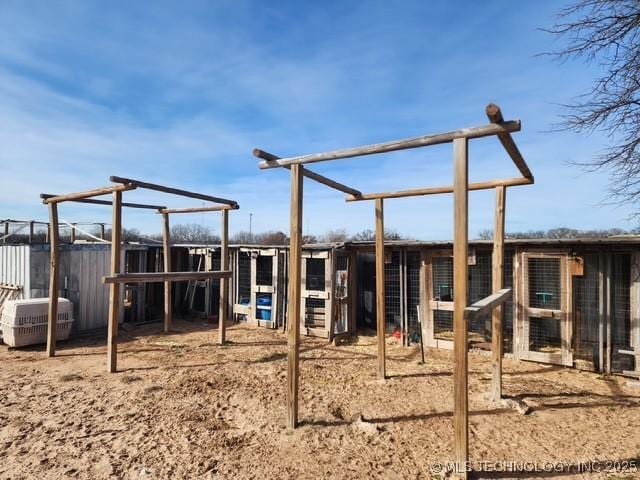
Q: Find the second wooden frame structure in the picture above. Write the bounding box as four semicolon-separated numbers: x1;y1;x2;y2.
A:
255;103;533;479
41;176;238;373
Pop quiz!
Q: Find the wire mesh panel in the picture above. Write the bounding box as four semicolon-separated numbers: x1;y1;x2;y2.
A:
406;252;421;341
529;316;561;353
306;258;326;291
210;250;221;314
434;310;454;340
503;251;514;353
256;255;273;286
528;257;561;310
385;252;401;332
527;256;562;354
431;256;454;341
276;251;287;328
468;253;492;343
433;257;453;301
611;253;632;372
573;254;600;366
238;252;251;304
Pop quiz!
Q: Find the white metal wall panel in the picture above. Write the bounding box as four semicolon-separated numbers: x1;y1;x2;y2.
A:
0;245;31;297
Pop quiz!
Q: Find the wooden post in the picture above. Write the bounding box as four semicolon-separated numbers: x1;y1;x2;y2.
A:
491;186;506;402
99;223;105;240
219;209;229;344
162;212;171;333
453;137;469;478
28;221;34;243
375;198;386;379
70;223;76;243
3;221;8;243
598;253;605;372
606;254;612;374
287;164;304;428
107;191;122;373
46;203;60;357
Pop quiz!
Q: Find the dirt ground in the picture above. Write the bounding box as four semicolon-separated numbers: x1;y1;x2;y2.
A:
1;320;639;480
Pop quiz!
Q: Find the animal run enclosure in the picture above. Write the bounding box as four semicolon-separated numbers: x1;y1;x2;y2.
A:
40;176;238;373
229;243;354;340
255;103;533;478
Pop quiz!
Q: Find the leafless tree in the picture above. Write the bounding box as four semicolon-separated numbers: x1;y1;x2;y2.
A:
321;228;349;243
170;223;219;244
545;0;640;207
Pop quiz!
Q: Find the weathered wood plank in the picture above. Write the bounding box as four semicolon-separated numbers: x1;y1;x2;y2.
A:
491;185;506;402
103;271;232;284
346;177;531;202
158;205;239;214
162;212;171;333
375;198;386;380
219;209;229;345
486;104;533;181
40;194;165;210
42;184;136;204
107;191;122;373
254;149;362;196
46;202;59;358
287;164;304;429
257;121;521;169
110;176;237;206
453;137;469;478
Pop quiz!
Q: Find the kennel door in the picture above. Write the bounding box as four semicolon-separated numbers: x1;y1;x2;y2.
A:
519;252;572;366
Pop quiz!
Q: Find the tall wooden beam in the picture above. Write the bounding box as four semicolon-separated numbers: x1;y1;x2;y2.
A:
345;177;531;202
107;190;122;373
486;104;533;181
491;186;506;402
158;205;239;214
110;176;237;207
253;149;362;196
42;184;136;204
162;212;171;333
287;164;304;429
40;194;166;210
219;209;229;345
46;203;60;357
453;137;469;478
103;271;231;284
257;121;520;169
375;198;386;380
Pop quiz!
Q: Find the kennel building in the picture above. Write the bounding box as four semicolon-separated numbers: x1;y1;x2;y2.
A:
230;243;355;340
0;243;149;331
351;237;640;376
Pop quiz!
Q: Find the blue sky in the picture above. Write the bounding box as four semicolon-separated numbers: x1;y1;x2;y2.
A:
0;0;634;240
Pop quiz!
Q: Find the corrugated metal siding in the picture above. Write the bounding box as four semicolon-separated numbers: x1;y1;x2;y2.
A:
59;246;112;332
0;245;31;297
26;244;125;332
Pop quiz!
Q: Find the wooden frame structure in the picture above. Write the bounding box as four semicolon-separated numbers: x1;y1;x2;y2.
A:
41;177;238;373
255;104;533;478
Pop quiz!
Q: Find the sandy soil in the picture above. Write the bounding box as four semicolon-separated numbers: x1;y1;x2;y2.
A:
1;320;639;480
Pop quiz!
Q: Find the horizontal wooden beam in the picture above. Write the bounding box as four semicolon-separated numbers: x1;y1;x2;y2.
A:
40;194;166;210
486;104;533;181
254;149;362;196
346;177;532;202
158;204;240;214
42;184;136;204
110;176;238;207
256;121;521;169
102;271;232;284
464;288;511;321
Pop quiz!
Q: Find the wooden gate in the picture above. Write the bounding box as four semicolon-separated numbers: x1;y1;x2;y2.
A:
517;251;573;366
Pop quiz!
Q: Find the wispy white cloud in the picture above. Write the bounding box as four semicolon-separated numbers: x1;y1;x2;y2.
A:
0;1;635;238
